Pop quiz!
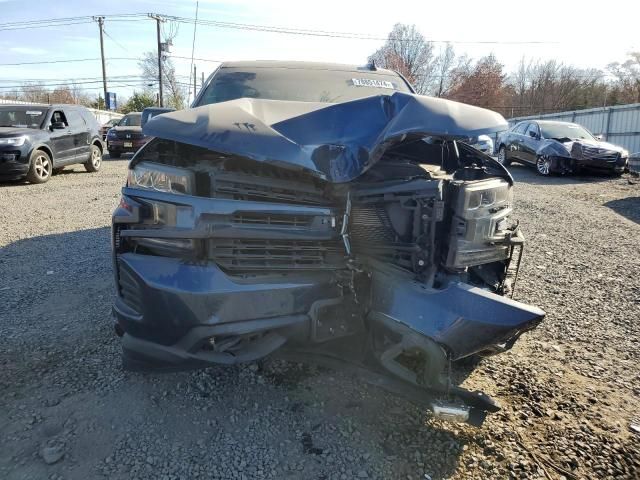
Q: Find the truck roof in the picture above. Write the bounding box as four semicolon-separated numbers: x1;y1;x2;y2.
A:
219;60;399;77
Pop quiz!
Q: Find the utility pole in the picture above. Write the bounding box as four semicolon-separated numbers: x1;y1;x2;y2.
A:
94;16;107;109
149;14;164;107
193;65;197;100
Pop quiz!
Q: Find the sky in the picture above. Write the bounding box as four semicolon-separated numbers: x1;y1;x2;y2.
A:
0;0;638;104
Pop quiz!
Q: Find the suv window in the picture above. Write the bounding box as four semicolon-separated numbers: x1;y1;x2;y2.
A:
80;109;98;129
50;110;69;127
65;109;86;129
525;123;539;138
513;122;528;134
119;113;142;127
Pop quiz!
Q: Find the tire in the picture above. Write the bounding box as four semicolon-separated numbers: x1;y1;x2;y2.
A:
84;144;102;172
497;146;511;166
109;151;121;159
26;149;52;184
535;155;552;176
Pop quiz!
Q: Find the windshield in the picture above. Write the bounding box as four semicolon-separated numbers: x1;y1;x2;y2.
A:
540;123;594;141
0;107;46;128
118;114;141;127
195;66;412;106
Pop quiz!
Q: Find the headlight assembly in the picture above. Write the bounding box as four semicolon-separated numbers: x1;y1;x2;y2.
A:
127;162;194;195
0;136;26;146
463;178;512;212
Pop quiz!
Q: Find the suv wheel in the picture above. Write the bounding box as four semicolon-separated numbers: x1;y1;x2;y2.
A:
497;146;510;166
84;145;102;172
536;155;552;176
26;150;52;184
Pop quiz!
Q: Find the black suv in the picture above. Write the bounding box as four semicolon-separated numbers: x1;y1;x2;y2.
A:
0;104;104;184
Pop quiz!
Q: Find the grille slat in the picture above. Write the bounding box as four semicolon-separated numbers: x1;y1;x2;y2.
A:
209;239;344;271
572;144;620;161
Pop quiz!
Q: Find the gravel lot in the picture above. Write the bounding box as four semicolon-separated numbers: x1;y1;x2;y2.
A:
1;157;639;480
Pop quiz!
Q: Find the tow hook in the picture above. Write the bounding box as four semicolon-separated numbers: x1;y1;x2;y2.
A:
431;402;470;423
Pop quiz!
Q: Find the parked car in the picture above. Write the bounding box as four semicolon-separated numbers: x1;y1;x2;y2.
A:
112;60;544;426
100;118;120;140
141;107;175;128
106;112;149;158
0;104;104;184
468;134;494;155
497;120;629;175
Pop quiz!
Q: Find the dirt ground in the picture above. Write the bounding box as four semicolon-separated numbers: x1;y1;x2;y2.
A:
1;157;639;479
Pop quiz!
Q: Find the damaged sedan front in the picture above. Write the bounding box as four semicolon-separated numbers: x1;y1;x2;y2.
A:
111;61;544;426
498;120;629;175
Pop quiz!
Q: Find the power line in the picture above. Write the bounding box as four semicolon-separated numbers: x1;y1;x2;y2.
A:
0;57;139;66
0;78;150;89
0;13;560;45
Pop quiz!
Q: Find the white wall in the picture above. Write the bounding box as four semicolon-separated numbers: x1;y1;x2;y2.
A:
0;99;123;125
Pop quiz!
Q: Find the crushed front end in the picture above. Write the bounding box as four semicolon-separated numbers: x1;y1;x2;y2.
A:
111;94;544;426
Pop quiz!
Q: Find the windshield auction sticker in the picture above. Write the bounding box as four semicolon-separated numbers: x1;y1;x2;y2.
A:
351;78;395;89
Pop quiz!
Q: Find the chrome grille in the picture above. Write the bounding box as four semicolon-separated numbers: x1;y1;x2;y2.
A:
575;144;619;161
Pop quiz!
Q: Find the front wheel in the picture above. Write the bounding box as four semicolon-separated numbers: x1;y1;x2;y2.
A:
26;149;52;184
536;155;552;176
84;145;102;172
497;146;510;166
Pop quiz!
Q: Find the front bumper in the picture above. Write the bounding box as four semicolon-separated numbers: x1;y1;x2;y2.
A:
113;250;543;367
550;155;628;174
0;145;31;179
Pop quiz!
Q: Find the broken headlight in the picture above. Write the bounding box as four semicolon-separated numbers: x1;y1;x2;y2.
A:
127;162;194;195
445;178;515;269
462;179;512;212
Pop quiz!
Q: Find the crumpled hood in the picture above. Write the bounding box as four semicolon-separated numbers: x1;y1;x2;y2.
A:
143;92;507;183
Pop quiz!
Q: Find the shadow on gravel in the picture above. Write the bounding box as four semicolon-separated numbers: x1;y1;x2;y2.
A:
508;163;617;185
0;227;112;311
604;196;640;224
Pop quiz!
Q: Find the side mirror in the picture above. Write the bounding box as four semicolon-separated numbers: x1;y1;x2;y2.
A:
529;130;538;139
50;122;66;130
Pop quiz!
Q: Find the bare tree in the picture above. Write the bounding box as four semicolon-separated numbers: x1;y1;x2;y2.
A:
139;51;186;110
368;24;437;94
21;83;49;103
433;43;456;97
607;52;640;103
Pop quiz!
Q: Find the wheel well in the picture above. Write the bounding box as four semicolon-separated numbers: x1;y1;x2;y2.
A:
31;145;53;162
92;140;103;153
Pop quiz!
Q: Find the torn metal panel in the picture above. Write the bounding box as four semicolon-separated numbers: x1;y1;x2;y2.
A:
143;92;507;183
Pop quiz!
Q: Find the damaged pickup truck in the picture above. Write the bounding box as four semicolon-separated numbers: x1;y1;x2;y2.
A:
111;61;544;426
